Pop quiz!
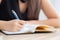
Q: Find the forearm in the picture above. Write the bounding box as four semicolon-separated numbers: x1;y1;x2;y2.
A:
0;21;6;30
28;19;60;28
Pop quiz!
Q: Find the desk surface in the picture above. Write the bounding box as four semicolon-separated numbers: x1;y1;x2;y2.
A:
0;28;60;40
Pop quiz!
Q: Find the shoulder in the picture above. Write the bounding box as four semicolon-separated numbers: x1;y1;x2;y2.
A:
0;0;2;4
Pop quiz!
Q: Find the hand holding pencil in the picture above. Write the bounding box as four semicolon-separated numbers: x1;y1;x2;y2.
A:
1;10;26;32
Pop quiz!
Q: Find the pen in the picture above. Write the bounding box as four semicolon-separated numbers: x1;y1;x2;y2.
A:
12;10;19;19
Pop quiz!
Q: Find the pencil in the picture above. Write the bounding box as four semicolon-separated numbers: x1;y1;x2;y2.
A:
12;10;19;19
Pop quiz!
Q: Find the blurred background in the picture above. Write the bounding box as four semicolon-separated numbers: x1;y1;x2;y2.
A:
40;0;60;20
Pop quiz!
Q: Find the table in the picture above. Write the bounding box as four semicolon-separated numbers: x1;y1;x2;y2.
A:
0;28;60;40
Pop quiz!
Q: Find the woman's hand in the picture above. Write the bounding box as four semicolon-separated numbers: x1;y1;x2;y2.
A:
1;19;26;32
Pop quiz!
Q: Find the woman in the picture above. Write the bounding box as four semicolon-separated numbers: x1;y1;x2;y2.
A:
0;0;60;32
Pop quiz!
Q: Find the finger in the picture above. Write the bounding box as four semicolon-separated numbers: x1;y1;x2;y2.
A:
16;25;23;31
12;26;22;32
18;20;26;25
16;24;23;28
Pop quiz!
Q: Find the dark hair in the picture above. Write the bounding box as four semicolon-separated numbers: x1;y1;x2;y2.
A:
27;0;42;20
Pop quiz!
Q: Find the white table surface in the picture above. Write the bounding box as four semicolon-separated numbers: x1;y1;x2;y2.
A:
0;28;60;40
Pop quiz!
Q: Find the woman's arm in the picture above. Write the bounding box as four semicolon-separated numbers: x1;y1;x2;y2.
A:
42;0;59;18
26;19;60;28
0;20;25;32
0;0;2;4
25;0;60;28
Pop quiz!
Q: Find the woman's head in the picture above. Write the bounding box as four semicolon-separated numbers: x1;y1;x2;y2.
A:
27;0;42;20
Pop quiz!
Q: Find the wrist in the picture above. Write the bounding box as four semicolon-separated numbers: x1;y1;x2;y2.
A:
0;21;6;30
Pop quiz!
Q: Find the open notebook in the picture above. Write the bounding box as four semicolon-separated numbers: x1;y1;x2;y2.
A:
2;24;56;35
